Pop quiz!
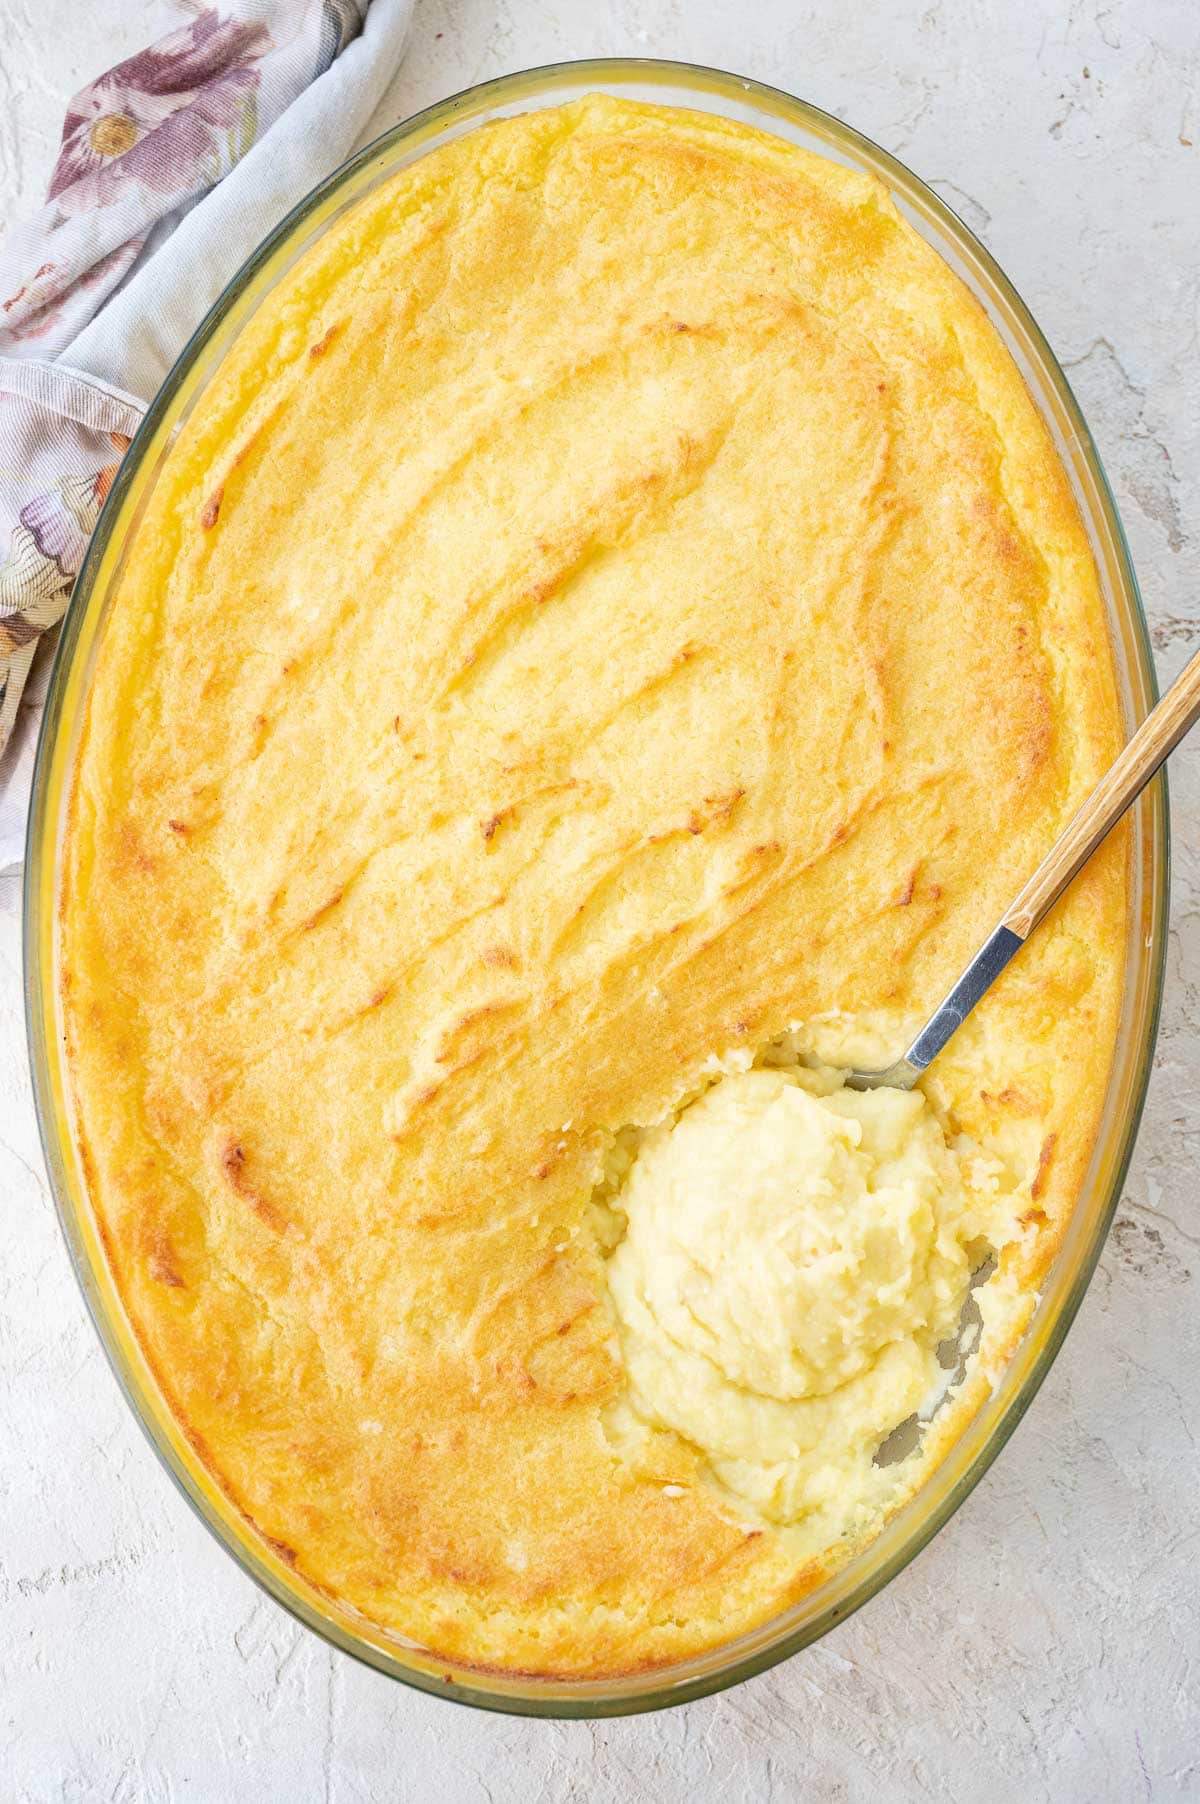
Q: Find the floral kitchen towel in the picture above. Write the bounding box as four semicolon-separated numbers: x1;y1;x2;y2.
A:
0;0;414;870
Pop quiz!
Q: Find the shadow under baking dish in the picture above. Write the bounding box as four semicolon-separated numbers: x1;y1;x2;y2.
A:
23;59;1167;1717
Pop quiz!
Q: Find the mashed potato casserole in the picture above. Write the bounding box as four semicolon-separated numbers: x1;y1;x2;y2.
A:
60;96;1126;1675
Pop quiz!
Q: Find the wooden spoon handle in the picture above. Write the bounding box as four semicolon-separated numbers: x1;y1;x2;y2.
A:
1002;641;1200;941
871;639;1195;1088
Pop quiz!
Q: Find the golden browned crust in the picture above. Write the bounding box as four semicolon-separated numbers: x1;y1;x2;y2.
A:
59;96;1126;1676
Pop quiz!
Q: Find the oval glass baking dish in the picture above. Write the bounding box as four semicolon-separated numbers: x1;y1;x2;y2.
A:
25;59;1166;1717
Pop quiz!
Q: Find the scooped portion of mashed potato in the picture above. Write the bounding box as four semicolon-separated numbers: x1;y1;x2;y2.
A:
606;1068;1010;1528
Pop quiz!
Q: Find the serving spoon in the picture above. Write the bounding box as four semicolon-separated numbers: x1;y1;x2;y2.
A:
845;641;1200;1092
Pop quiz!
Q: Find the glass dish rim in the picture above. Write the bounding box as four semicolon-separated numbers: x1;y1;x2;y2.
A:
23;56;1168;1719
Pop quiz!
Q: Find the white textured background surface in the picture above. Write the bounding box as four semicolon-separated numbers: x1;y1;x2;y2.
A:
2;1;1199;1798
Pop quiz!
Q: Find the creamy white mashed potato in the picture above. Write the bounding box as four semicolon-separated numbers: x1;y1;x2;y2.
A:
607;1068;1013;1528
